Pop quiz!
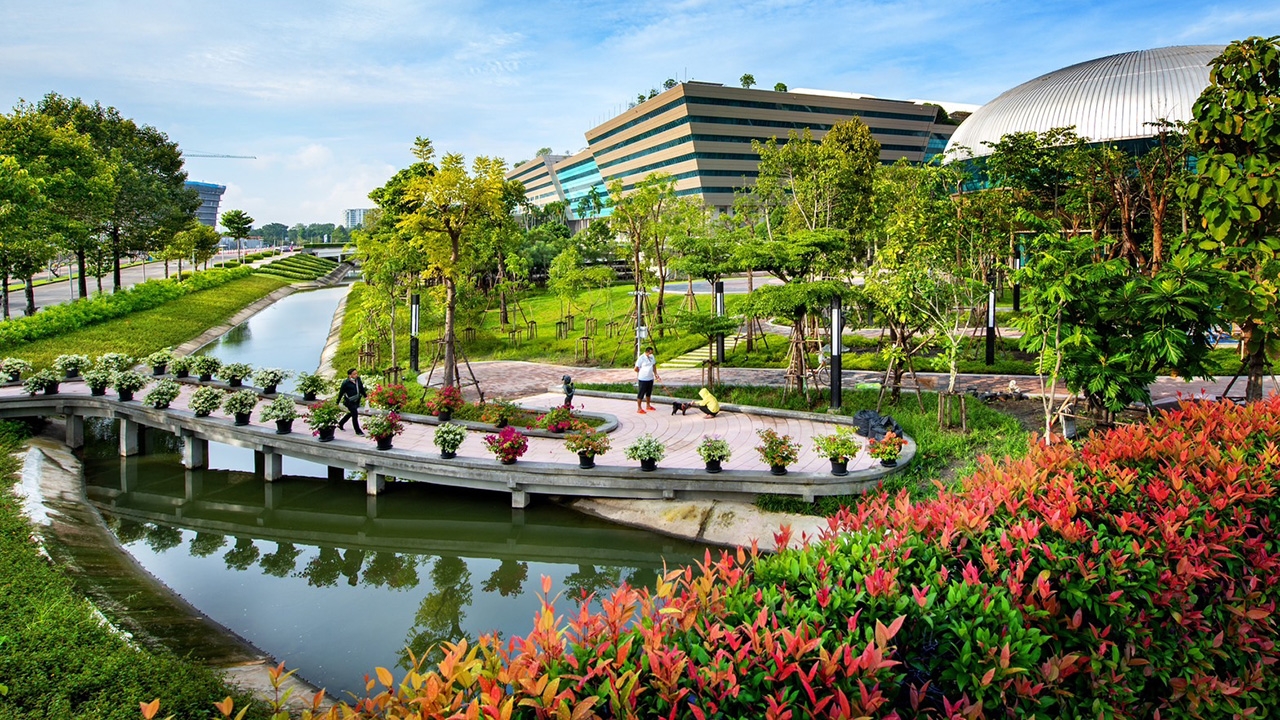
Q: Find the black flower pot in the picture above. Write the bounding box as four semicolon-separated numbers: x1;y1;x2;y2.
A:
317;427;336;442
578;452;595;469
195;410;213;418
640;458;657;472
90;387;106;397
118;390;134;402
830;459;849;477
44;384;59;396
199;373;213;382
154;402;171;410
152;364;166;376
494;419;508;428
770;464;788;476
275;419;293;435
704;459;722;474
234;412;251;426
229;378;243;388
303;391;317;401
441;450;457;459
64;369;78;380
6;373;20;383
175;369;189;379
880;458;898;468
376;435;394;450
501;457;517;465
438;409;453;422
263;384;278;395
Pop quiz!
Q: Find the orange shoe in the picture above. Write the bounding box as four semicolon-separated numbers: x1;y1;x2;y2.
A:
646;405;656;411
637;409;647;414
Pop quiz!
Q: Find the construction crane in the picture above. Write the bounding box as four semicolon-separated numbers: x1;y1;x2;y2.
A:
185;152;257;159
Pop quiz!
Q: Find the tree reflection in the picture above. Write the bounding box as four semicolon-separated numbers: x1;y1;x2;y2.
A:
145;524;184;552
341;549;365;587
401;556;472;669
564;564;621;601
189;532;227;558
362;552;421;590
114;518;149;544
260;542;301;577
302;546;343;587
481;559;528;598
223;537;261;571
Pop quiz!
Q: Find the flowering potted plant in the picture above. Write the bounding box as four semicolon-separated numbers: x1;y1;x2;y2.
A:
305;400;342;442
146;348;174;376
168;355;193;379
0;357;32;382
480;399;521;428
369;383;409;411
365;411;404;450
624;434;666;472
53;354;91;379
813;428;860;476
144;379;181;409
223;389;259;426
868;431;907;467
565;429;610;469
218;362;253;388
112;371;148;402
83;367;113;396
533;405;577;433
425;385;465;422
295;372;330;401
755;428;800;476
483;426;528;465
189;386;224;417
22;369;60;396
696;436;732;474
260;395;299;434
252;367;291;395
433;422;467;459
191;356;222;382
96;353;135;374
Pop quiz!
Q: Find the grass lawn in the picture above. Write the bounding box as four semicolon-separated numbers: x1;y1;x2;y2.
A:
724;334;1038;376
0;421;260;719
580;382;1030;514
0;274;288;369
333;283;741;373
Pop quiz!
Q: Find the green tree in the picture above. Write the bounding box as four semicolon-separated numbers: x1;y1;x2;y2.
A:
663;78;677;90
219;209;253;262
1186;36;1280;402
774;82;787;92
257;222;288;246
739;73;756;89
607;173;677;336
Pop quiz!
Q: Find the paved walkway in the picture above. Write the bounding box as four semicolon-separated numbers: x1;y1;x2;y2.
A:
2;378;877;475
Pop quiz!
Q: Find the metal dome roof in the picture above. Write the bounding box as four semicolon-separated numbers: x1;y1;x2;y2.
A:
945;45;1225;158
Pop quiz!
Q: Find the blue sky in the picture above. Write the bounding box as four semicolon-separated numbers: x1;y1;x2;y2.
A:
1;0;1276;227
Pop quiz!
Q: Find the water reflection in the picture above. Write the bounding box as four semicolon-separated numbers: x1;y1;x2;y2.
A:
83;425;704;696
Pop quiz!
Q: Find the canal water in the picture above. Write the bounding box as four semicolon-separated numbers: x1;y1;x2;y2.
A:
80;287;705;698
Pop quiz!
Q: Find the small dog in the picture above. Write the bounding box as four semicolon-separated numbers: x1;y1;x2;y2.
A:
672;401;693;415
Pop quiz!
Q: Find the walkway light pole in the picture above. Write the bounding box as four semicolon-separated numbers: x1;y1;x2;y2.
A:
986;269;997;366
830;294;843;411
409;293;420;372
631;290;648;360
714;280;726;363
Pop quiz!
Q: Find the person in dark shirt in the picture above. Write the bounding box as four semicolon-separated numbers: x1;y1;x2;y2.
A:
337;368;367;435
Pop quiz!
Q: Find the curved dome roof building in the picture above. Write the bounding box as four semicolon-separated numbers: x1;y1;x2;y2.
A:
945;45;1225;158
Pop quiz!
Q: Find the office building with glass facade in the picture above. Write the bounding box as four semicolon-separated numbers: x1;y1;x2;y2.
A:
185;181;226;227
508;81;959;217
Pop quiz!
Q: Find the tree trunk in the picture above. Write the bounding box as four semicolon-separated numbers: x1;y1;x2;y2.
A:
237;238;243;263
22;278;35;316
499;289;509;326
443;275;458;388
745;268;755;351
164;260;170;279
1244;324;1269;403
111;226;123;291
389;299;398;371
1;272;9;320
76;249;88;299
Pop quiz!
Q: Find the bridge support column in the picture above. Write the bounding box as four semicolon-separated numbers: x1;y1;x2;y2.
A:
120;457;138;493
184;469;203;501
265;482;284;510
328;466;345;482
261;451;283;482
366;472;386;495
254;451;265;476
181;433;207;469
65;414;84;449
366;495;379;519
511;489;529;509
119;419;141;456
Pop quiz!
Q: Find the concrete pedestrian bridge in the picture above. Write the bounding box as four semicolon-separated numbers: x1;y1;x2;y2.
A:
0;381;914;508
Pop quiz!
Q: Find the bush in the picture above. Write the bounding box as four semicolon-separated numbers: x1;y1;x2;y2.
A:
696;435;732;462
222;389;258;416
295;372;330;397
52;354;91;375
433;422;467;453
623;433;665;462
143;379;181;408
200;398;1280;719
188;387;224;416
259;395;299;422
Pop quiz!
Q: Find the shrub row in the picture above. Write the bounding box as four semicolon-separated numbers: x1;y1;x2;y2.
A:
220;397;1280;719
0;267;253;349
254;254;338;281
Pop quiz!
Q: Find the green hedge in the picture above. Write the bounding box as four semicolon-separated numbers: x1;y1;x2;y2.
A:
0;267;253;348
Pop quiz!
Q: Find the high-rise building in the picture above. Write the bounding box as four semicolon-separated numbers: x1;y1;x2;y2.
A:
344;208;374;229
186;181;226;227
508;81;963;218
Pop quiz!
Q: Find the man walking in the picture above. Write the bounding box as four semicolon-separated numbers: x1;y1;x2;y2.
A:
634;346;659;414
337;367;367;435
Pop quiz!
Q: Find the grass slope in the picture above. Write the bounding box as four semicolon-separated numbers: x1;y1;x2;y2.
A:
0;421;258;719
0;274;288;369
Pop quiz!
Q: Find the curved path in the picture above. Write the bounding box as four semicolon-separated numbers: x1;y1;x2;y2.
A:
0;378;914;507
